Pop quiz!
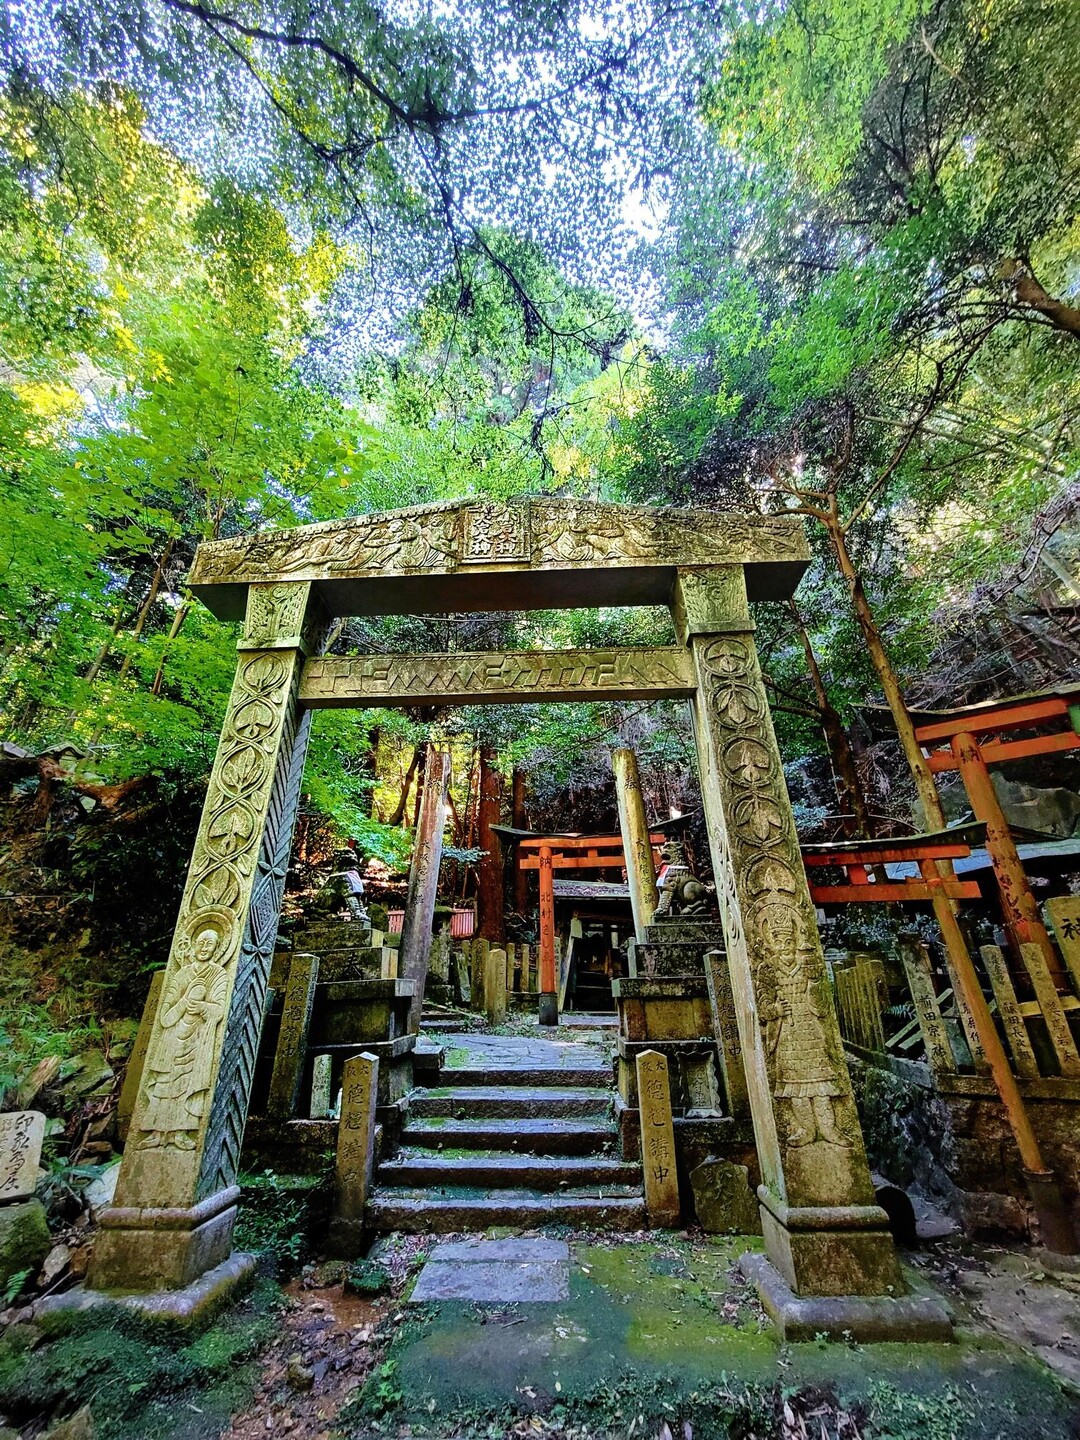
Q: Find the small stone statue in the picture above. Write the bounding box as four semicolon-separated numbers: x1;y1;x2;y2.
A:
311;847;370;924
653;839;713;917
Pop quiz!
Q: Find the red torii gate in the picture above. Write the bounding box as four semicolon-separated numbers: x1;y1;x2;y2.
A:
514;832;664;1022
911;684;1080;988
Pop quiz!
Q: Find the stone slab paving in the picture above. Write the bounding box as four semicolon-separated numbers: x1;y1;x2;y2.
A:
437;1031;609;1071
410;1237;570;1303
369;1236;1080;1438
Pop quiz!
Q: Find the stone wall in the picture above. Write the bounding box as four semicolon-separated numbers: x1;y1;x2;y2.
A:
848;1055;1080;1239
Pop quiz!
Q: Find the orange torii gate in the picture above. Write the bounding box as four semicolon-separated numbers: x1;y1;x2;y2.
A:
514;832;664;1022
911;684;1080;987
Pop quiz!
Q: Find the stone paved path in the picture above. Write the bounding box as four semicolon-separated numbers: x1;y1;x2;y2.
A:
410;1238;570;1303
435;1030;610;1071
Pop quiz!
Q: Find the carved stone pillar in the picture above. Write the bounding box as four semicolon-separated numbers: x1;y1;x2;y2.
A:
673;568;902;1302
89;581;328;1293
612;746;659;942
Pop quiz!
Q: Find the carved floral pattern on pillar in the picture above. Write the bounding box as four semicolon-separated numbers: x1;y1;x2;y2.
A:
694;632;872;1208
115;589;321;1213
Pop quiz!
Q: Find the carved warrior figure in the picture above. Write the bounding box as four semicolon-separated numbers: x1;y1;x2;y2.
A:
311;848;369;922
135;926;230;1150
653;839;713;917
762;909;847;1150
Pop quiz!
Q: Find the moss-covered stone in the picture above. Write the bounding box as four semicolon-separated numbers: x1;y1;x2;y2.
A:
0;1197;50;1292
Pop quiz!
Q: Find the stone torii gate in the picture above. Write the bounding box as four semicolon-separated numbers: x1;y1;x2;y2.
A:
87;497;945;1338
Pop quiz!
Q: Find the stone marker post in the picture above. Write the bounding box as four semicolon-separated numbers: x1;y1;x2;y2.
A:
330;1052;379;1254
399;746;451;1035
635;1050;680;1226
612;747;660;942
704;950;750;1120
89;581;327;1294
117;971;166;1142
0;1111;46;1202
486;947;508;1025
267;954;319;1120
673;567;904;1302
310;1053;334;1118
1046;896;1080;994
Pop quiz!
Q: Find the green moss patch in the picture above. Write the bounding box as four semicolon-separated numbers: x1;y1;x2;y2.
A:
0;1278;281;1440
340;1236;1080;1440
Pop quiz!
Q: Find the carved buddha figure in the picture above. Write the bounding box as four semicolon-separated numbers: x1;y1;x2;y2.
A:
137;927;230;1150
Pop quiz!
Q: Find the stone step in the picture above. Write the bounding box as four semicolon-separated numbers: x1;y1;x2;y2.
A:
644;922;724;946
410;1085;611;1120
435;1066;611;1089
400;1116;615;1156
366;1186;646;1233
379;1152;637;1190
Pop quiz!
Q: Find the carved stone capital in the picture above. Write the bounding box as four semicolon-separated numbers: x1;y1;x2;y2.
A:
671;567;754;644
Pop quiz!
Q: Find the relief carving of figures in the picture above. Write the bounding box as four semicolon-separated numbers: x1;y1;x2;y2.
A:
760;908;848;1149
135;920;231;1150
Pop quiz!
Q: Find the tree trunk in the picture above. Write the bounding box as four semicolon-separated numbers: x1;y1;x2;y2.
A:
400;745;451;1034
511;766;529;914
790;603;877;839
476;743;505;941
827;513;948;831
387;746;421;827
150;602;189;696
116;539;175;684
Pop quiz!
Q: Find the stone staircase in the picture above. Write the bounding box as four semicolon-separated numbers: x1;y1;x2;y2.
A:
365;1044;646;1233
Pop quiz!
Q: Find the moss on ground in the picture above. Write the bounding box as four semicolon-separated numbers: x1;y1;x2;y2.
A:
0;1278;282;1440
341;1236;1080;1440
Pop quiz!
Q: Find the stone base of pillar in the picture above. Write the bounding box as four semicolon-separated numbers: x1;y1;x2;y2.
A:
33;1251;256;1327
758;1189;903;1298
87;1186;240;1293
739;1253;954;1343
538;992;559;1026
326;1216;367;1259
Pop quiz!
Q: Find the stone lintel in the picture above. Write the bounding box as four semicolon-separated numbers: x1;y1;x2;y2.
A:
740;1253;954;1343
300;647;696;709
189;500;810;620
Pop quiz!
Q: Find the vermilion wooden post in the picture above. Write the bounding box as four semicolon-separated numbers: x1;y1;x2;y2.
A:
951;730;1068;988
538;843;557;1025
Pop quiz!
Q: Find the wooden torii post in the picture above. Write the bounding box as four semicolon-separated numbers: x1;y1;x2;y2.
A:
911;685;1080;989
514;832;664;1024
802;824;1079;1255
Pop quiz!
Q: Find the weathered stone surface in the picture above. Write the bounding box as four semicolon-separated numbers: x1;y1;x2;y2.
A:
410;1236;570;1303
0;1197;50;1291
636;1050;680;1226
367;1189;645;1233
331;1051;378;1251
0;1111;45;1203
740;1253;953;1343
117;973;165;1142
485;946;508;1025
689;1157;761;1234
41;1405;95;1440
679;566;902;1297
90;581;327;1294
310;1053;334;1118
303;647;695;708
189;498;810;618
267;954;319;1120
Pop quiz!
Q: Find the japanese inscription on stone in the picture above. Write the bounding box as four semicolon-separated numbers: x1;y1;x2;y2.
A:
334;1052;379;1226
0;1110;45;1203
267;954;319;1120
635;1050;680;1226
